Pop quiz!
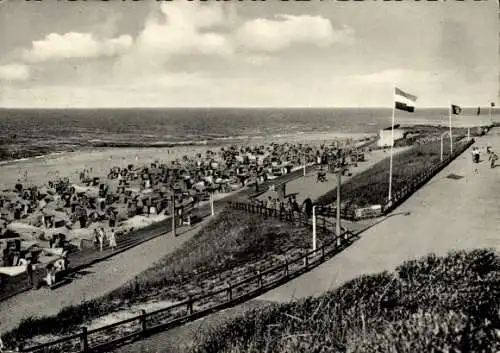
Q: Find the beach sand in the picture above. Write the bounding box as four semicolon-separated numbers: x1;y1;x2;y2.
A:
0;133;375;191
0;146;213;191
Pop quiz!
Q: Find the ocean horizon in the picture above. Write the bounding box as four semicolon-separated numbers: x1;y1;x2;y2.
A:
0;107;497;147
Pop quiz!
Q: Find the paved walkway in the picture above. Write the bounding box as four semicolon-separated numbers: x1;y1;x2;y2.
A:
112;132;500;352
5;134;493;348
259;131;500;302
258;148;407;204
0;221;210;334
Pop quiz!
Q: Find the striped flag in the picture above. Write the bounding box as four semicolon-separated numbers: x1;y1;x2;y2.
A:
451;104;462;115
394;87;417;113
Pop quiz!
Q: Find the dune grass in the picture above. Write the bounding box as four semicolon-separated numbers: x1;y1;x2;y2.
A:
1;208;312;348
318;139;463;208
191;248;500;353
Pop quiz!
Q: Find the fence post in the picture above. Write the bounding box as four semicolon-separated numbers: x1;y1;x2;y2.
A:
227;282;233;301
140;309;147;335
80;327;89;352
187;296;194;316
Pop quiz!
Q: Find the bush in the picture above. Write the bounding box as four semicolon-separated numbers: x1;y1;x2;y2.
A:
192;248;500;353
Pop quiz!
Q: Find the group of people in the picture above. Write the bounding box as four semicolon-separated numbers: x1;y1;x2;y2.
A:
472;145;498;169
93;227;117;252
259;195;315;222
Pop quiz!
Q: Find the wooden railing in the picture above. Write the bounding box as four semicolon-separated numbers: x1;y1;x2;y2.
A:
15;207;354;352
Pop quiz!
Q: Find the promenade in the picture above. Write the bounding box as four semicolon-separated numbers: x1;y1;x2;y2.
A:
112;130;499;353
0;222;210;334
258;147;408;204
3;133;493;350
259;129;500;302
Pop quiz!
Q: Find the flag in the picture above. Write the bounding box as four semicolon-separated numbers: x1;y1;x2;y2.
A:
491;102;496;107
477;107;481;115
451;104;462;115
394;87;417;112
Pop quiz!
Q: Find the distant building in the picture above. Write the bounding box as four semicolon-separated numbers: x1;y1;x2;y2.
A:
377;128;407;147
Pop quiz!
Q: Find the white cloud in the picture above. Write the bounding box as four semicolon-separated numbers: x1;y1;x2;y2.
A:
235;15;354;52
0;63;30;81
114;2;234;76
23;32;133;62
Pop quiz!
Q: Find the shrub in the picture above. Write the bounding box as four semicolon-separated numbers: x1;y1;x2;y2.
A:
192;248;500;353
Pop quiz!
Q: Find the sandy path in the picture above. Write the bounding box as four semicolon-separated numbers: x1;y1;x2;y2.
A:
0;220;211;335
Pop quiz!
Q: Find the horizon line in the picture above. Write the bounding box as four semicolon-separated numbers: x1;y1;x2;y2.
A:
0;106;495;110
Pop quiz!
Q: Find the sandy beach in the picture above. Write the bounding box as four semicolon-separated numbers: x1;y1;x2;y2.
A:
0;146;214;191
0;133;376;191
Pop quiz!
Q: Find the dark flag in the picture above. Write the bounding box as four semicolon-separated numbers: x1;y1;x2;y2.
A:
477;107;481;115
451;104;462;115
491;102;496;107
394;87;417;113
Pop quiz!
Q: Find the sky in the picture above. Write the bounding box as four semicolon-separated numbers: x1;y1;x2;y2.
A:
0;0;498;108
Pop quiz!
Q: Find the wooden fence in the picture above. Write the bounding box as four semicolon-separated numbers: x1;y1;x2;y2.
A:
16;206;353;352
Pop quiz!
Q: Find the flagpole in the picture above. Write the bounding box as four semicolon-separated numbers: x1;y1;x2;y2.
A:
448;101;453;155
388;86;396;202
489;104;492;126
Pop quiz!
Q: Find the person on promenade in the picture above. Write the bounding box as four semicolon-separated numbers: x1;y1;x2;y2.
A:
98;227;105;252
303;197;313;220
490;152;498;168
292;196;300;222
108;228;117;251
266;196;273;211
93;229;100;250
26;255;33;287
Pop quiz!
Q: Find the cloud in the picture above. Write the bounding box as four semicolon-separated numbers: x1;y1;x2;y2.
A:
235;15;354;52
349;69;441;86
23;32;133;62
0;63;30;81
114;2;234;76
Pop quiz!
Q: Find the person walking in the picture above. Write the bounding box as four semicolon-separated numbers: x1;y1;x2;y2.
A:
490;152;498;168
303;197;313;220
98;227;105;252
108;228;117;251
26;255;33;287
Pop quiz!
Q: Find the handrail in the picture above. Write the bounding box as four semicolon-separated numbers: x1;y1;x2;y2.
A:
17;209;354;353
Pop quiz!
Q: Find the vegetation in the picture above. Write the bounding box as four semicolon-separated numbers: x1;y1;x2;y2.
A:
1;208;312;347
191;248;500;353
318;139;465;207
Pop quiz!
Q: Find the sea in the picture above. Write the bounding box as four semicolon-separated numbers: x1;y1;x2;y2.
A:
0;107;496;146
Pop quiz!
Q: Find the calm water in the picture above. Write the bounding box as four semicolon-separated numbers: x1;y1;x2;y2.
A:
0;107;496;144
